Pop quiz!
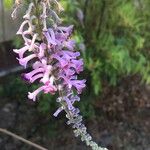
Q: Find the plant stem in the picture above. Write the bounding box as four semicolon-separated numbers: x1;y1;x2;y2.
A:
0;128;48;150
33;0;43;38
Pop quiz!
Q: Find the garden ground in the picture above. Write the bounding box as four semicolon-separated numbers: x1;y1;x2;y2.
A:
0;76;150;150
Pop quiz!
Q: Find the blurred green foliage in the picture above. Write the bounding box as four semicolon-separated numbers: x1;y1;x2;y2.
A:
6;0;150;117
61;0;150;95
3;0;13;10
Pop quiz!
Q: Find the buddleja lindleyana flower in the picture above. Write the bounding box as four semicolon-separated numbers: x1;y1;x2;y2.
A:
12;0;108;150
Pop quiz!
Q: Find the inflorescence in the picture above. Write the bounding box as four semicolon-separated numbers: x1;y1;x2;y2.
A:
12;0;108;149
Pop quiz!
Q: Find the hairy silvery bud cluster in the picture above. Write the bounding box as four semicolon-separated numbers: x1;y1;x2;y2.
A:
12;1;108;150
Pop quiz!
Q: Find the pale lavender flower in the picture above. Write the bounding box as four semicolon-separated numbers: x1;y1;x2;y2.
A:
44;30;57;46
23;68;44;82
17;54;37;68
64;39;76;51
43;80;57;95
71;59;84;74
38;43;46;58
13;45;29;58
28;86;45;101
40;65;52;84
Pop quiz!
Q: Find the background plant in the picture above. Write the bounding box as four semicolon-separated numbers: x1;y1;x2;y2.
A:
2;0;150;119
60;0;150;95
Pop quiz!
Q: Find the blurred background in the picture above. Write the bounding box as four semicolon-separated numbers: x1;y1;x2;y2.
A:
0;0;150;149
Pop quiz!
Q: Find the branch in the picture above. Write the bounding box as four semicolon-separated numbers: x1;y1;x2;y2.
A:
0;128;48;150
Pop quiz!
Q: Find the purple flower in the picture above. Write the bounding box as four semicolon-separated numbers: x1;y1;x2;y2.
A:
43;81;57;95
13;45;29;58
64;39;76;51
32;61;44;69
70;79;86;94
14;25;86;101
57;25;74;36
40;65;52;83
30;73;44;83
52;54;68;68
53;93;80;117
38;43;46;58
23;67;44;82
60;75;86;94
63;96;74;110
17;54;37;68
44;30;57;46
52;51;80;70
13;2;86;111
71;59;84;74
55;31;67;43
53;107;64;117
28;80;57;101
70;95;80;103
61;51;80;60
61;66;75;76
28;34;38;51
28;86;45;101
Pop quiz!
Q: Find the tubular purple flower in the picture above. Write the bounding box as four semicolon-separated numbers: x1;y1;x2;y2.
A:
43;84;57;94
17;54;37;68
49;29;56;43
55;31;68;43
38;43;46;58
63;96;74;110
71;79;86;94
57;25;74;35
32;61;43;69
64;39;76;51
40;65;52;84
70;95;80;103
60;51;80;59
43;79;57;94
13;45;29;58
44;31;57;46
59;75;86;93
16;20;29;35
29;34;38;51
23;68;44;81
61;67;75;76
71;59;84;74
52;54;68;67
53;106;64;117
28;86;45;101
30;73;44;83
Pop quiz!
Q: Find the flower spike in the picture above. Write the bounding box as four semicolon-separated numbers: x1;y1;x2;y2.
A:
12;1;108;150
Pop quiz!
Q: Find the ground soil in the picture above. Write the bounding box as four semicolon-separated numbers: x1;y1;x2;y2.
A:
0;76;150;150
